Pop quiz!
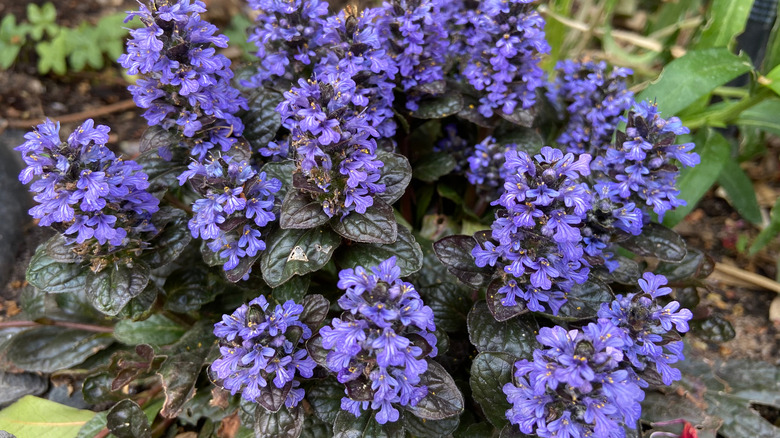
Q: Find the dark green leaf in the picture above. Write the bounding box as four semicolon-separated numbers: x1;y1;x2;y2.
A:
499;425;534;438
493;126;543;157
403;412;460;437
486;279;528;322
307;376;344;424
436;183;463;204
77;412;108;438
455;422;498;438
107;399;151;438
413;153;457;182
664;129;731;227
419;283;473;332
497;107;534;127
144;208;192;268
470;352;516;429
690;315;736;342
331;198;397;244
694;0;755;50
242;87;283;150
113;314;186;346
5;327;112;373
750;197;780;255
621;222;687;262
333;410;404;438
257;382;292;413
272;275;310;305
301;412;333;438
26;245;87;295
655;247;714;282
411;93;464;119
306;334;329;368
717;160;763;225
336;226;423;276
86;262;151;316
458;96;497;128
636;49;753;115
157;321;216;418
0;371;47;405
376;151;412;204
260;227;341;287
299;294;329;330
224;251;262;283
260;160;295;201
468;302;538;358
552;278;615;321
255;404;304;438
433;235;492;289
44;234;80;263
118;282;159;321
406;360;464;420
83;372;123;405
163;268;219;313
280;189;331;229
593;255;642;285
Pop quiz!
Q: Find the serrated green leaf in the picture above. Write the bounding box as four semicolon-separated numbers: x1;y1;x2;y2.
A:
750;197;780;254
307;376;344;424
468;302;538;358
637;49;753;115
86;262;151;316
403;412;460;437
113;314;186;346
242;87;283;150
551;278;615;321
376;151;412;204
694;0;754;49
406;360;464;420
260;226;341;287
419;282;472;332
433;235;492;289
413;153;457;182
107;399;151;438
333;410;404;438
470;352;516;429
0;395;96;438
255;404;304;438
280;189;331;230
336;225;423;276
26;244;87;294
4;327;113;373
623;222;688;262
331;198;397;244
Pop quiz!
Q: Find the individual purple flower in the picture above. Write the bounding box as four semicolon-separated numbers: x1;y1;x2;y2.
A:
472;146;592;315
503;321;644;438
598;272;693;386
465;136;525;198
119;0;247;161
15;119;159;262
455;0;549;118
180;156;280;272
211;296;316;406
319;257;436;424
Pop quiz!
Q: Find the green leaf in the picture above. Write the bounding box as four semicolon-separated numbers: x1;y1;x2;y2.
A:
750;197;780;254
737;98;780;135
552;278;615;321
467;301;538;358
156;321;216;418
163;268;219;313
493;126;544;157
280;189;331;230
36;30;68;75
260;226;341;287
5;327;112;373
307;376;344;424
0;395;96;438
403;413;460;438
413;153;457;182
76;412;108;438
694;0;754;49
86;262;152;316
690;315;736;342
143;207;192;268
406;360;464;420
336;225;423;276
113;314;186;346
470;352;516;429
271;275;310;304
255;404;304;438
44;234;80;263
333;410;404;438
433;235;492;289
26;245;87;294
655;247;714;283
636;48;753;115
411;93;464;119
0;15;25;69
497;107;534;127
241;87;283;150
419;283;473;332
107;399;151;438
486;279;527;322
67;26;104;70
27;2;58;40
376;151;412;204
331;198;397;244
0;371;47;406
622;222;688;262
260;160;295;201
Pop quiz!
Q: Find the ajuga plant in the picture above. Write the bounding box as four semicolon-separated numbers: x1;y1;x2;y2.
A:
2;1;735;438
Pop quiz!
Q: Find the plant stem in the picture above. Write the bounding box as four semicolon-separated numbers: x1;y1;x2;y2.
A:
0;319;113;333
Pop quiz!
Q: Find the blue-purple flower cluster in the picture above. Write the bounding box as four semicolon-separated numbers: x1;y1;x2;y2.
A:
466;136;519;196
211;296;316;407
245;0;329;87
503;322;645;438
278;73;387;217
434;124;473;172
119;0;246;160
178;156;280;271
319;257;437;424
381;0;451;111
546;60;634;154
592;101;700;222
15;119;159;254
472;146;592;314
598;272;692;386
455;0;549;118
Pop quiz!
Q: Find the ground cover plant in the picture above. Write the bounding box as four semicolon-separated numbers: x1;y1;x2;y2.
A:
1;0;779;437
